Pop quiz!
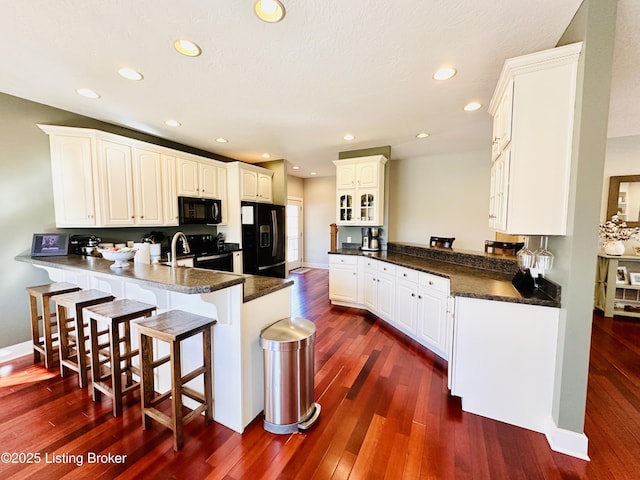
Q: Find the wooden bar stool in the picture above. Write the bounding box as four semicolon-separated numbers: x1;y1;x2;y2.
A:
136;310;217;451
26;282;81;368
84;299;156;416
54;289;115;387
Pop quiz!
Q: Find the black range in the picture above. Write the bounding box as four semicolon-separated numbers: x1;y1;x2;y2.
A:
181;234;239;272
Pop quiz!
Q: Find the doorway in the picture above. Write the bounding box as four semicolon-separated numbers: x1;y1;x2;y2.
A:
286;197;303;271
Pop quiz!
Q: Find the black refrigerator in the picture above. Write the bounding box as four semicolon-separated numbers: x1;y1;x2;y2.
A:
241;201;286;278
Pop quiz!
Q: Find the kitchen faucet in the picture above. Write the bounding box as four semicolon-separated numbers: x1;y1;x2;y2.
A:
170;231;191;268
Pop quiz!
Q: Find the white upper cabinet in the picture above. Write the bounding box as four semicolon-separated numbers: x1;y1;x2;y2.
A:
488;42;582;235
45;129;98;227
96;139;136;226
176;157;223;199
333;155;387;226
238;165;273;202
38;124;224;228
133;148;164;226
161;154;179;226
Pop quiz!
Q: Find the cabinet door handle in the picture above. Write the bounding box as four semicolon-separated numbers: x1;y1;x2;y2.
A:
403;273;407;277
429;281;434;285
411;293;415;297
418;295;422;299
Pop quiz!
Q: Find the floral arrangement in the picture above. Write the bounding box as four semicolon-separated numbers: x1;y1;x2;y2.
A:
599;215;640;241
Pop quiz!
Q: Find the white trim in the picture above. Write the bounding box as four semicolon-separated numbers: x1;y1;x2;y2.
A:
0;341;32;364
303;262;328;270
545;420;590;461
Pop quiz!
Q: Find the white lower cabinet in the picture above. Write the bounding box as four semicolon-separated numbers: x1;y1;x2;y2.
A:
395;276;418;336
329;255;359;304
329;255;450;360
416;280;449;359
450;297;559;433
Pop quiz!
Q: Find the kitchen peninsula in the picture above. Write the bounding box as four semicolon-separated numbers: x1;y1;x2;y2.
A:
15;253;293;434
329;242;563;444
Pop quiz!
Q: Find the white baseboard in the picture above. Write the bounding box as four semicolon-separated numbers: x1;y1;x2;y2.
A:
0;341;32;364
302;262;328;270
545;421;590;461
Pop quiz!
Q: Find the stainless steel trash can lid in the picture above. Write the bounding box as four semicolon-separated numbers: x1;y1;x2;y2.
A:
260;317;316;351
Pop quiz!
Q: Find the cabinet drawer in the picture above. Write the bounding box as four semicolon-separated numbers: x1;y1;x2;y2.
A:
378;262;396;275
419;272;450;293
329;254;358;266
396;266;418;283
359;256;378;270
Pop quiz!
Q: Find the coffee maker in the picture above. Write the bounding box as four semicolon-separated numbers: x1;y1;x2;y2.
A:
360;227;381;252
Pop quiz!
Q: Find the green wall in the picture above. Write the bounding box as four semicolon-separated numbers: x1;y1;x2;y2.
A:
547;0;617;434
0;92;236;348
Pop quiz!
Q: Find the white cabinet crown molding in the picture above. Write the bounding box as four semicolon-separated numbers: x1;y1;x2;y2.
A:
489;42;583;115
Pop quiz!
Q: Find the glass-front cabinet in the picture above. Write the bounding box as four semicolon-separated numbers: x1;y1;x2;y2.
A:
338;193;353;223
334;155;387;226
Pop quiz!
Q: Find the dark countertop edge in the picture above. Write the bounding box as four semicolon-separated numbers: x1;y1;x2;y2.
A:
15;254;245;295
243;276;295;303
328;249;560;308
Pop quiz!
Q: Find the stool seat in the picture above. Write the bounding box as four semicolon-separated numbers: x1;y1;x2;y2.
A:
85;299;156;417
26;282;81;368
136;310;217;451
53;289;114;387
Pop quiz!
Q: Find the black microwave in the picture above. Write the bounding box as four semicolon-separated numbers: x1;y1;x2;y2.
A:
178;197;222;224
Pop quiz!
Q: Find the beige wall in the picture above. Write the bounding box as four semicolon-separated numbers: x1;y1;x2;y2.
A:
302;176;335;267
287;175;304;199
388;152;494;251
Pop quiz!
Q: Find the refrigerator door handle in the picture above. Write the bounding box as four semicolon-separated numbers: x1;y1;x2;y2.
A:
271;210;278;258
258;260;286;271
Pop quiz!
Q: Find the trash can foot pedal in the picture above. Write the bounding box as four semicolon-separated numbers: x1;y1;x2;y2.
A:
298;403;321;430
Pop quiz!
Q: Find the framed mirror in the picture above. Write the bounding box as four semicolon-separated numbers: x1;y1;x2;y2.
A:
607;175;640;228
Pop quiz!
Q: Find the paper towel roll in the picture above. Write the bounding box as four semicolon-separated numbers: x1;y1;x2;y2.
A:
149;243;161;257
133;243;150;264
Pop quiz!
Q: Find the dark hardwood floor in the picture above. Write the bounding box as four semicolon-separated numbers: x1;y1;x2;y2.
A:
1;268;640;479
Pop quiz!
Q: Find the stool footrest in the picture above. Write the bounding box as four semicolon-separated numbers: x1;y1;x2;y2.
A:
150;355;170;369
181;366;206;386
150;390;172;406
183;404;207;425
182;386;205;403
143;407;172;429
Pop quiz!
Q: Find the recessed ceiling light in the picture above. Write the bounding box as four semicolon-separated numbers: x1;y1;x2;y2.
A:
416;132;430;139
464;102;482;111
215;137;228;143
433;67;457;81
310;172;317;176
254;0;286;23
165;119;181;127
292;165;300;170
173;39;202;57
76;88;100;99
118;67;143;81
262;153;271;159
343;133;355;141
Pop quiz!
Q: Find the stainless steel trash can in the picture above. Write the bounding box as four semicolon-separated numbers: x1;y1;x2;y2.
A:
260;317;321;434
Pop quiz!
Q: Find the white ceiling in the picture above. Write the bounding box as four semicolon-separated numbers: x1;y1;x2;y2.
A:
0;0;635;178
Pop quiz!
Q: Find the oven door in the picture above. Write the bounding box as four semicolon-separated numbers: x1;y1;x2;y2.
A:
194;253;233;272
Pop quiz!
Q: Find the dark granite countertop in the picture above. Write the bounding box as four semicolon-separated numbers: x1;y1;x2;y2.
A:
15;254;292;303
329;248;560;308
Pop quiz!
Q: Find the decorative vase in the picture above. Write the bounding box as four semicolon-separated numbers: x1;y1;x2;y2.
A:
604;240;626;256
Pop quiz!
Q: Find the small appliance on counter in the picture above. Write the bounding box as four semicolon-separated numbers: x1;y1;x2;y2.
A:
70;235;101;256
180;233;234;272
360;227;381;252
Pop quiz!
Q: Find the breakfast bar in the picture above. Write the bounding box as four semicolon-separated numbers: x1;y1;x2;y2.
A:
15;253;294;434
